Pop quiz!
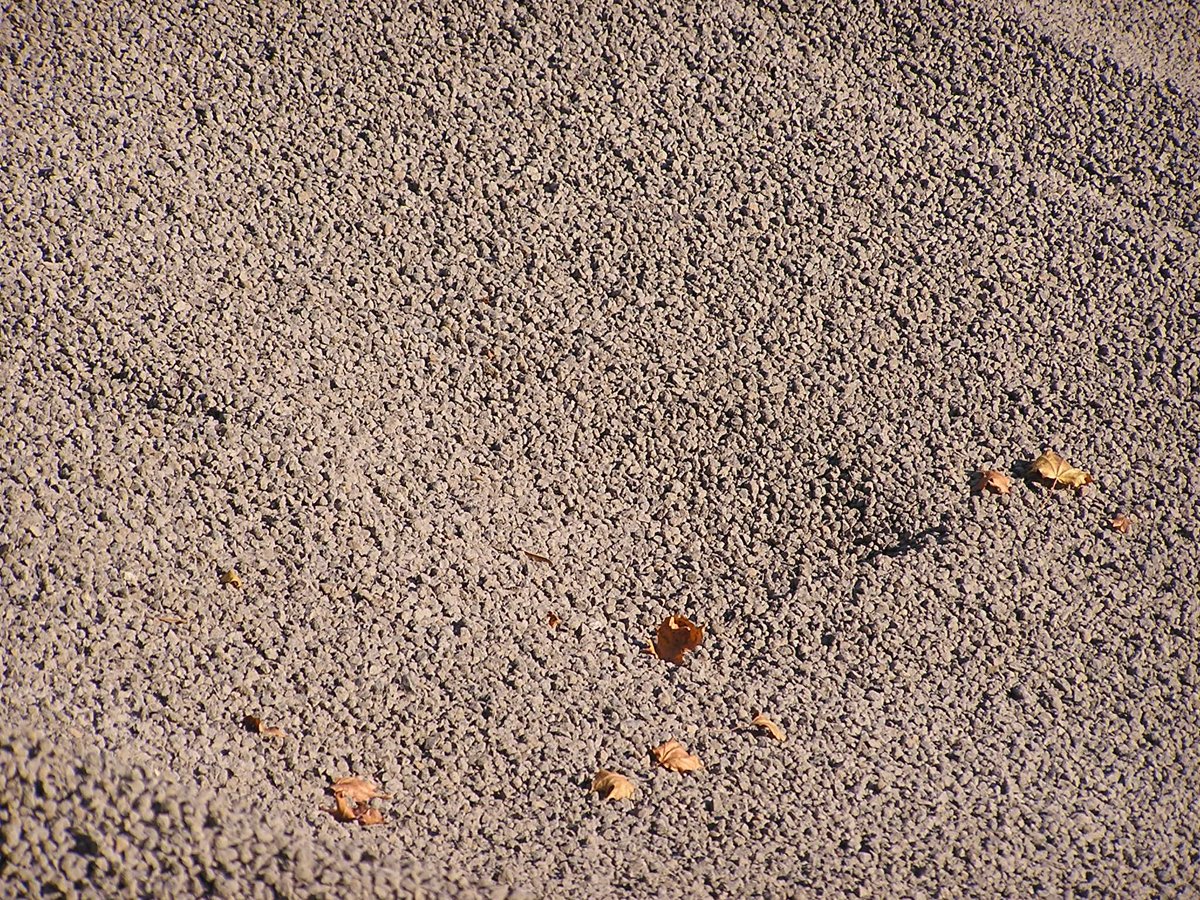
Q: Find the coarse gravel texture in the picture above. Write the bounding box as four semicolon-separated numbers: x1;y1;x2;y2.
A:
2;0;1198;897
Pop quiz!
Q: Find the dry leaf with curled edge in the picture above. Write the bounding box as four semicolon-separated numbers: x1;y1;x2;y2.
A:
329;777;391;803
591;769;636;801
976;469;1013;496
750;713;786;743
243;714;286;739
220;569;242;588
647;615;704;665
652;739;703;773
547;611;562;630
1029;450;1093;491
327;794;358;822
1111;513;1133;534
354;804;386;826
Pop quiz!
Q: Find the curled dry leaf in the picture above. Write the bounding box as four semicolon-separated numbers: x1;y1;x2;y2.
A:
243;715;286;739
976;469;1013;496
1111;513;1133;534
327;794;358;822
355;804;386;826
652;739;703;773
548;611;562;630
1028;450;1093;491
220;569;242;588
591;769;636;801
330;777;392;803
750;713;786;743
647;615;704;665
523;549;552;564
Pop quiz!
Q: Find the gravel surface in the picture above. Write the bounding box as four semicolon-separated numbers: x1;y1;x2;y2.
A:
2;0;1198;896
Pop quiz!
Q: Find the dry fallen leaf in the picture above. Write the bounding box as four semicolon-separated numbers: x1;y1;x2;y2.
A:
523;549;552;564
243;715;286;739
591;769;636;801
647;615;704;665
976;469;1013;495
652;739;703;773
153;614;189;625
326;794;358;822
1111;513;1133;534
750;713;786;743
354;804;386;826
1028;450;1093;491
220;569;242;588
547;611;562;630
330;777;392;803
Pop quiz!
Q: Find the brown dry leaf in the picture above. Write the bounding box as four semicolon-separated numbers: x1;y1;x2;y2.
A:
976;469;1013;496
330;777;392;803
220;569;242;588
750;713;786;743
1111;513;1133;534
523;549;552;564
327;794;358;822
153;614;189;625
652;739;703;773
1029;450;1093;491
242;715;286;739
355;804;387;826
547;611;562;630
647;615;704;665
591;769;636;801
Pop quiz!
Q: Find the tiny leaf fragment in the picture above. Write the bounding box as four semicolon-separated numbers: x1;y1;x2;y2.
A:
243;714;286;739
750;713;786;742
1111;513;1133;534
220;569;242;588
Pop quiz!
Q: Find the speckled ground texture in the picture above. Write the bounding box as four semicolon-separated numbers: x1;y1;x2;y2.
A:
2;0;1198;897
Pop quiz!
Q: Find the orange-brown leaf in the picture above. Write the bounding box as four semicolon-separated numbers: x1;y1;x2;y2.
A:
1111;513;1133;534
652;739;703;773
243;715;286;739
976;469;1013;495
1029;450;1093;490
591;769;636;801
750;713;786;743
327;794;358;822
648;615;704;665
330;777;391;803
355;804;386;826
547;611;562;630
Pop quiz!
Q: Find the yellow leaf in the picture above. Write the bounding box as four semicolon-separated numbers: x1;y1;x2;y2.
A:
591;769;636;801
750;713;786;742
220;569;242;588
1029;450;1093;490
652;739;703;773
